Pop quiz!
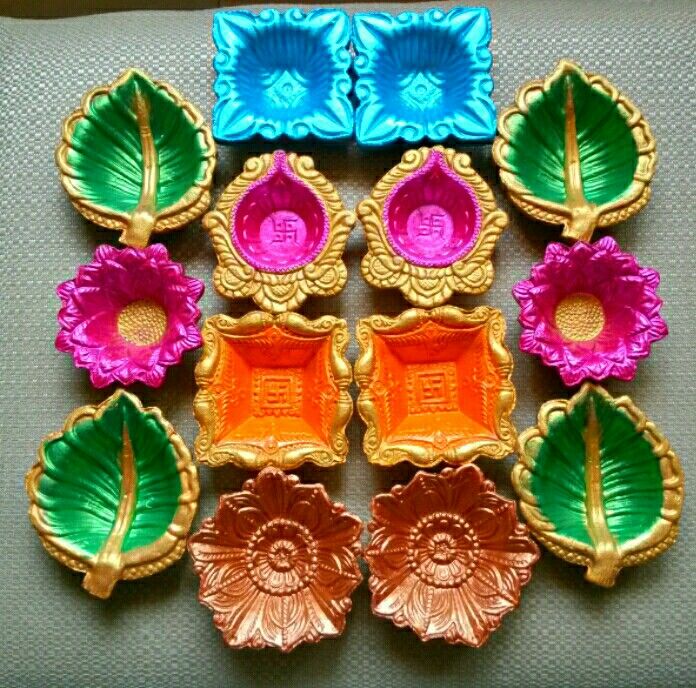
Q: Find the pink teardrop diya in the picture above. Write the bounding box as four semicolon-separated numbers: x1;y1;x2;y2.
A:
204;150;355;313
230;151;330;273
383;149;482;267
358;146;507;307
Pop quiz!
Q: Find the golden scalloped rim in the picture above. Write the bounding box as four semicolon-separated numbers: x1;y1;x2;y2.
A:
357;146;508;308
193;311;353;469
512;383;683;580
56;68;216;236
492;60;657;239
354;305;517;467
25;389;199;584
203;152;355;314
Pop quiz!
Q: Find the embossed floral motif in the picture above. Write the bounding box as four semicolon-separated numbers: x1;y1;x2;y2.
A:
56;244;204;388
365;465;539;646
358;147;507;307
513;237;667;386
188;468;363;652
204;150;355;313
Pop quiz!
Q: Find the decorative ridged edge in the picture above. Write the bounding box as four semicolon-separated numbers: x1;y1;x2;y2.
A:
492;60;656;239
354;305;517;467
512;384;684;582
56;68;216;237
193;311;353;469
357;146;507;307
26;390;199;585
204;152;355;313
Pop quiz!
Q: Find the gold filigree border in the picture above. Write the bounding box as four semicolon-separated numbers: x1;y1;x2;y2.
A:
204;153;355;314
357;146;508;308
512;383;683;585
493;60;657;241
56;68;216;243
25;389;199;592
354;305;517;467
193;311;353;469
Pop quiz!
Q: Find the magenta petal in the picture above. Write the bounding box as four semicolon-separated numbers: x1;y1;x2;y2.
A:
513;238;667;386
55;243;205;389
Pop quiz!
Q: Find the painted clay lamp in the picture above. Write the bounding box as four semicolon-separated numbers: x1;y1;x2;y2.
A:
194;312;353;470
212;8;353;141
56;68;215;248
26;390;199;599
204;150;355;313
365;464;539;645
512;384;683;587
513;237;667;386
56;244;204;388
355;305;516;467
188;467;362;651
358;146;508;307
493;60;656;242
352;8;496;145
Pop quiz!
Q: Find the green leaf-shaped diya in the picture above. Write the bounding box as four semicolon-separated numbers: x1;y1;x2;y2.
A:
512;384;683;587
56;69;216;247
493;61;656;242
26;390;199;599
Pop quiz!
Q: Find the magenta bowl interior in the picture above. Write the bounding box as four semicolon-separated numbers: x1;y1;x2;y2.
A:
383;152;482;268
231;154;330;273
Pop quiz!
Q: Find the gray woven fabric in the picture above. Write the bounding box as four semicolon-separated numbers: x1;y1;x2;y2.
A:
0;2;694;686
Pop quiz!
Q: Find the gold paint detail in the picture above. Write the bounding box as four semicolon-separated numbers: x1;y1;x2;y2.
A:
357;146;508;308
26;390;200;598
82;426;138;599
562;77;598;241
493;60;657;241
117;299;168;346
554;293;605;342
120;87;159;247
56;68;216;246
512;383;685;587
203;152;355;313
582;399;621;587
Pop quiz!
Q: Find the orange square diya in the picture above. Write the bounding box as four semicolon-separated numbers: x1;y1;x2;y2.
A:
355;306;517;467
194;312;353;470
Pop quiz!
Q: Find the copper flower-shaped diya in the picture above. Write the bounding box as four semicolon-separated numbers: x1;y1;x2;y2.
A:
204;150;355;313
365;465;539;646
355;306;517;467
194;312;353;470
358;146;507;307
188;467;363;651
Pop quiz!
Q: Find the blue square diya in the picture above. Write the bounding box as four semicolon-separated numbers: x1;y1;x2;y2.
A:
212;9;353;141
353;8;496;146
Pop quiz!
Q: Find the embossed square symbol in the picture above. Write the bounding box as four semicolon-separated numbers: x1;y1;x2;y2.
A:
407;362;458;414
252;368;303;417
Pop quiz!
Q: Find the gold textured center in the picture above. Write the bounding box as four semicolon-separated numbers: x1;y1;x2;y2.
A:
117;299;167;346
554;293;605;342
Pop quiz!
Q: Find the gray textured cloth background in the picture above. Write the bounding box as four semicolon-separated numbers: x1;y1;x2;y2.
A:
0;2;694;686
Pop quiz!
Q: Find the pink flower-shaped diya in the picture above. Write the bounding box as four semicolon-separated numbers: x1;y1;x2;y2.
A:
188;467;363;652
358;146;507;307
204;150;354;313
513;237;667;386
56;244;204;388
365;465;539;646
